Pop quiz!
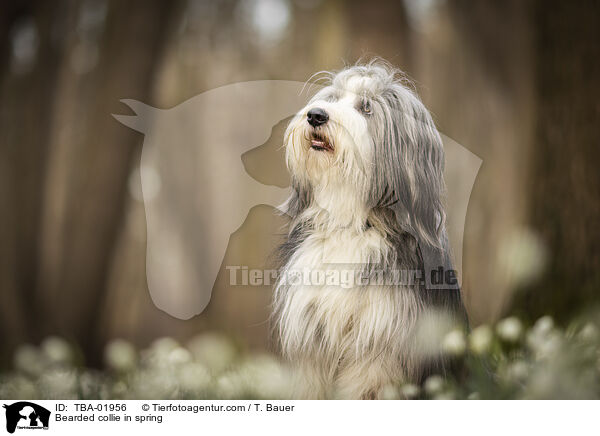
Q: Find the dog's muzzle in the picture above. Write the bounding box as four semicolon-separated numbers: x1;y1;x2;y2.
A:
310;132;333;152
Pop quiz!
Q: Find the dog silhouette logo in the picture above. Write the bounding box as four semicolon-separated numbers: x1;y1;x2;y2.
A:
113;80;481;319
113;81;308;320
3;402;50;433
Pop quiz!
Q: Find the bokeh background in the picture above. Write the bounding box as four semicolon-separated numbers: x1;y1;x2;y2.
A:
1;0;598;378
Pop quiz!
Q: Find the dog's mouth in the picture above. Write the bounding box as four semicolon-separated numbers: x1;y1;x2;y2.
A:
310;133;334;152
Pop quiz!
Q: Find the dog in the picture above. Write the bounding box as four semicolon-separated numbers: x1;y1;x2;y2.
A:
272;60;467;399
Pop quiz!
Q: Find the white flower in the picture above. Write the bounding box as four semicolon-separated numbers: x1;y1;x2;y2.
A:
469;325;493;354
129;369;179;399
578;323;599;342
79;371;108;399
379;384;401;400
104;339;137;372
167;347;192;366
142;337;180;368
39;369;78;399
496;317;523;342
414;310;457;358
0;375;38;399
467;392;480;400
14;344;46;376
424;375;444;395
187;333;237;374
215;372;246;399
152;337;179;352
497;227;547;287
505;360;529;382
526;317;563;359
433;390;455;400
112;381;128;398
533;332;563;359
442;329;466;355
533;316;554;335
177;362;211;393
41;336;72;365
399;384;420;399
237;354;293;399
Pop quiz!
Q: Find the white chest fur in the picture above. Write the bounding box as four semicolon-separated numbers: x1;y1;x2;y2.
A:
274;226;420;375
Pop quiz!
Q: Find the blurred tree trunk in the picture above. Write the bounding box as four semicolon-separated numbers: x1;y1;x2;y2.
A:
511;0;600;320
0;0;181;366
0;1;69;363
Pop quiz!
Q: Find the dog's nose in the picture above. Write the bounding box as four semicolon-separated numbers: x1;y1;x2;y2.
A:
307;108;329;127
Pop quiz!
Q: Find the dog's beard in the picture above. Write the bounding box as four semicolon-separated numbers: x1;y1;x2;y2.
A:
285;120;374;230
286;121;336;183
287;117;371;178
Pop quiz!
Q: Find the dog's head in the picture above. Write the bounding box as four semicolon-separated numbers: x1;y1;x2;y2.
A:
284;60;447;250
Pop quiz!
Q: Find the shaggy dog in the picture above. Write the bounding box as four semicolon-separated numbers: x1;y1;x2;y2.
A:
272;60;467;399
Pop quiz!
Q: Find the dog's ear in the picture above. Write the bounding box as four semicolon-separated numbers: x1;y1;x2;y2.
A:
374;87;445;244
374;86;458;291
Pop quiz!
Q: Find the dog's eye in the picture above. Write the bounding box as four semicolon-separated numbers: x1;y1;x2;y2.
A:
360;100;372;115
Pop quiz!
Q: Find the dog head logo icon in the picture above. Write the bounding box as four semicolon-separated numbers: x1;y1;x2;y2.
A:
3;402;50;434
